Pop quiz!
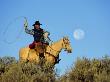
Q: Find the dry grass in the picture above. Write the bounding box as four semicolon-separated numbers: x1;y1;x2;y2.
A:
0;55;110;82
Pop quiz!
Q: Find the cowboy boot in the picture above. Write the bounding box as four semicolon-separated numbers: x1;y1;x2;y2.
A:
39;53;45;58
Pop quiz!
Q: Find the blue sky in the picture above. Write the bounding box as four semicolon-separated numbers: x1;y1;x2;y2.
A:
0;0;110;75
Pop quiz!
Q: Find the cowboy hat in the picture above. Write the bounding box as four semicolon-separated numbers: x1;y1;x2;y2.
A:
32;21;42;26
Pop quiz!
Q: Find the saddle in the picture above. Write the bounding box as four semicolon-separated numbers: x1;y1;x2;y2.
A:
35;42;45;53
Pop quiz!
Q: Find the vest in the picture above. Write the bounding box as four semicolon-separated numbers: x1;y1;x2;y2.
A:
32;28;44;42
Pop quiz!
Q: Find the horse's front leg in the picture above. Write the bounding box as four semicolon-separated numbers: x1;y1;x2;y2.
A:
44;53;56;66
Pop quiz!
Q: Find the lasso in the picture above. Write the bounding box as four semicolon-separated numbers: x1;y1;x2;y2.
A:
2;16;27;44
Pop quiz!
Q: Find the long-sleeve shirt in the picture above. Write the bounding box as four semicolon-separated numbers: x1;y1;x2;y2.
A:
25;27;51;43
43;31;51;43
25;27;34;35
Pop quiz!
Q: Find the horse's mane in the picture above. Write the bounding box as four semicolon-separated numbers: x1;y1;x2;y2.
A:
50;38;63;46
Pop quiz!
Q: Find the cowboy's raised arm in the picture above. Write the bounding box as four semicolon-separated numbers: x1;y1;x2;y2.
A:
24;20;34;35
25;27;34;35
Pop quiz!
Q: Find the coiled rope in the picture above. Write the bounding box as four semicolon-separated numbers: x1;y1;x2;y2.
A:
2;16;27;44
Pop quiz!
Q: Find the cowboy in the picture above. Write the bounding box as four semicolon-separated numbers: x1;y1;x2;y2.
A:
24;20;50;57
24;20;60;63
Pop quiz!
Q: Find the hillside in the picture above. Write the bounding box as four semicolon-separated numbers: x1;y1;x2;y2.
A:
0;56;110;82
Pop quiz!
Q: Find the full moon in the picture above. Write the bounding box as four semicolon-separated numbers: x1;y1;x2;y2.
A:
73;29;85;40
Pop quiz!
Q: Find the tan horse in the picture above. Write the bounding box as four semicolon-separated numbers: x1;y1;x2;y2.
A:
19;36;72;65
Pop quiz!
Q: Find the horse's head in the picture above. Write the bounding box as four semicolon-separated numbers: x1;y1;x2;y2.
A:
62;36;72;53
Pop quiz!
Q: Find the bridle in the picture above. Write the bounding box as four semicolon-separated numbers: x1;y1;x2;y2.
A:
62;37;70;51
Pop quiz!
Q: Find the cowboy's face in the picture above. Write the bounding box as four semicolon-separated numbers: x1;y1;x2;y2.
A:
35;24;40;29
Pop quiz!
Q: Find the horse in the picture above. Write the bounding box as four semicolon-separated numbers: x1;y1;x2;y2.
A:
19;36;72;65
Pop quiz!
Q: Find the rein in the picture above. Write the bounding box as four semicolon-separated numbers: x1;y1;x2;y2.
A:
48;45;61;53
47;38;65;53
45;45;60;59
45;39;65;56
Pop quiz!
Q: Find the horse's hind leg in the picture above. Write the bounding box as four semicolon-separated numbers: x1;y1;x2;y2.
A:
19;47;30;63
